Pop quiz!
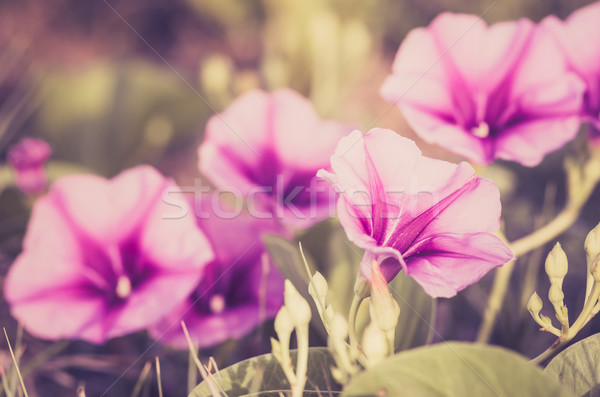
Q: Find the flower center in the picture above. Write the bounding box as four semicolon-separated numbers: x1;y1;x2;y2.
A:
115;275;132;299
471;121;490;138
209;294;226;314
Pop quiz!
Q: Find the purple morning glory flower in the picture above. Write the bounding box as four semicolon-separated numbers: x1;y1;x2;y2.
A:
7;138;52;194
318;129;513;298
4;166;214;343
149;198;287;348
380;13;585;166
198;89;353;229
542;2;600;145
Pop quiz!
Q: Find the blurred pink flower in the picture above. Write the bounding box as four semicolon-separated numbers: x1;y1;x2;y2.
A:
4;166;213;343
198;89;353;229
542;2;600;145
318;129;513;298
7;138;52;194
380;13;584;166
150;198;286;348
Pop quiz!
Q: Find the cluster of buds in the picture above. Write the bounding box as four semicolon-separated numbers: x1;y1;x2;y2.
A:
307;271;360;384
271;280;311;397
527;223;600;341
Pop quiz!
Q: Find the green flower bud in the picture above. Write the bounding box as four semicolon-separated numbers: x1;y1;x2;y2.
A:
274;307;294;337
527;292;543;316
545;243;568;280
585;223;600;268
330;313;348;340
548;285;565;306
308;271;328;300
361;323;388;366
284;280;311;327
353;273;371;299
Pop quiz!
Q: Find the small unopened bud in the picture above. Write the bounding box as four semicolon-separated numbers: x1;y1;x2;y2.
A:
593;260;600;282
545;243;568;280
548;285;565;306
354;272;371;299
585;223;600;267
369;261;400;333
274;307;294;337
527;292;543;316
308;271;328;300
361;323;388;366
271;337;282;359
330;313;348;340
284;280;311;327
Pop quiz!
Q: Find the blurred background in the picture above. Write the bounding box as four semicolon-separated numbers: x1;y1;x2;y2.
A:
0;0;599;395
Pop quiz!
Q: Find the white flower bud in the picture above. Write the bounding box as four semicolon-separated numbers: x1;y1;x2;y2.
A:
593;259;600;282
585;223;600;267
271;337;282;361
545;243;568;280
527;292;543;316
361;323;388;366
330;313;348;340
308;271;328;300
369;296;400;333
284;280;312;327
274;307;294;337
548;285;565;306
354;273;371;299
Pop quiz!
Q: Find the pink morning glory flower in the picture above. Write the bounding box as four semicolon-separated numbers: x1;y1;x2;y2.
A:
149;198;286;348
542;2;600;145
380;13;585;166
318;129;513;298
4;166;214;343
198;89;353;229
7;138;52;194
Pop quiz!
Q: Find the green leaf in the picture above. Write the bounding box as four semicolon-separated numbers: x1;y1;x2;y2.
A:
263;234;312;307
388;271;436;351
188;347;341;397
343;342;575;397
545;333;600;396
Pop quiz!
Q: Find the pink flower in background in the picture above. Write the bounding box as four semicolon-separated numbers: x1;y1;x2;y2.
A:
380;13;584;166
542;2;600;145
318;129;513;298
4;166;213;343
198;89;353;229
7;138;52;194
150;198;286;348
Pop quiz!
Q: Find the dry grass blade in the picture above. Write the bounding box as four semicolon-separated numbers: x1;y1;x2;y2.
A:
3;329;27;397
181;321;223;397
0;367;13;397
155;357;163;397
130;361;152;397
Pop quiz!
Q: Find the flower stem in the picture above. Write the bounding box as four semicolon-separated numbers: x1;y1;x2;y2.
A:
530;337;568;365
292;326;309;397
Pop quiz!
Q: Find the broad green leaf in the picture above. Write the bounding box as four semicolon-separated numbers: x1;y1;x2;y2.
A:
189;347;341;397
388;271;436;351
545;333;600;396
343;342;575;397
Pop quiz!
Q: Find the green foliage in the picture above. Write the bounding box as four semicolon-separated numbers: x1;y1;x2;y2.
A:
188;348;341;397
342;342;574;397
545;333;600;396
